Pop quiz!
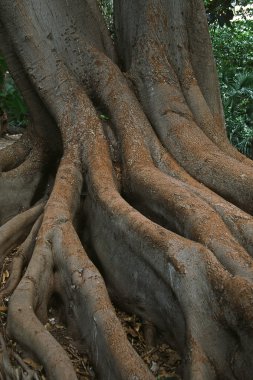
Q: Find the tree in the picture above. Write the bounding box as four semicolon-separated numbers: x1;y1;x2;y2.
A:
1;0;253;378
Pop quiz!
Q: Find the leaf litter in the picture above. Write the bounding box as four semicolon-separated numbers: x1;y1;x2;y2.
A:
0;248;181;379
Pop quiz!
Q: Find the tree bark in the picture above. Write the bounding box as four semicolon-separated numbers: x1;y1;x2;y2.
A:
0;0;253;379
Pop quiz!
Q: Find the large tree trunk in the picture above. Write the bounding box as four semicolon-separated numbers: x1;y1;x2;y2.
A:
0;0;253;379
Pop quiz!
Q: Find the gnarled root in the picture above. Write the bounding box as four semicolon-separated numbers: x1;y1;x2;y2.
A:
0;203;44;265
0;129;31;173
0;142;47;226
0;215;43;301
1;1;253;379
0;333;40;379
85;168;253;379
6;155;154;379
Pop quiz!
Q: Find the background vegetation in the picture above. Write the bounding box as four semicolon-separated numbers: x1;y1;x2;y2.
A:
0;0;252;157
206;0;253;156
0;56;28;134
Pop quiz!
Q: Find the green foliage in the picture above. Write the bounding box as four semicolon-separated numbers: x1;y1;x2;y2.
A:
99;113;110;121
0;56;28;128
223;72;253;156
209;19;253;156
98;0;113;33
210;20;253;75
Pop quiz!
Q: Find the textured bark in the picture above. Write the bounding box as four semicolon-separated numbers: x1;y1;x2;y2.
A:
0;1;253;379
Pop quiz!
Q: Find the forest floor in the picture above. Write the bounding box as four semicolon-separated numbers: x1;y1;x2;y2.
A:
0;136;181;380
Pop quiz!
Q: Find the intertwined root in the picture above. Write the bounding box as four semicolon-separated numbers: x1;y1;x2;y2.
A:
0;154;155;379
85;146;253;379
1;0;253;379
2;86;253;379
1;52;253;379
0;333;41;379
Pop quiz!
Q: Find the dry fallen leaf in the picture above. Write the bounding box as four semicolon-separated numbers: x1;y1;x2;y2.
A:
150;361;159;373
126;326;138;338
55;324;64;329
2;270;9;284
23;357;43;371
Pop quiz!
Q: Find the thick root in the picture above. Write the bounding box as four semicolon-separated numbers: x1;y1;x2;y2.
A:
0;146;47;226
86;189;253;379
0;130;31;173
0;216;43;301
83;127;253;379
6;154;154;379
1;1;253;378
126;164;253;278
0;203;44;264
0;333;40;379
53;223;154;379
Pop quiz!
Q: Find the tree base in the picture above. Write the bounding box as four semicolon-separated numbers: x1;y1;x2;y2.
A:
1;1;253;379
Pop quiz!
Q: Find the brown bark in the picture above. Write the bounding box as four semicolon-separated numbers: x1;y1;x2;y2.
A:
0;1;253;379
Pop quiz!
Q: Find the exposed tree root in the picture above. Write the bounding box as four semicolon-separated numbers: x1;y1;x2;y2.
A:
0;148;46;226
0;333;40;379
79;43;253;271
86;183;253;379
0;130;31;173
1;0;253;379
0;216;43;301
126;165;253;277
5;155;154;379
0;203;44;264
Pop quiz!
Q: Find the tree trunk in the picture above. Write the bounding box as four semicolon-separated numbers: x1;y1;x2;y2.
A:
0;0;253;379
